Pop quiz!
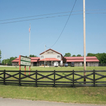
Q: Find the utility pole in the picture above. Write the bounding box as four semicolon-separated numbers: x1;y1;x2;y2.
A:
83;0;86;82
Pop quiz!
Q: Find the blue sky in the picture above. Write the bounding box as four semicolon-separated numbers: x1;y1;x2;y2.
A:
0;0;106;60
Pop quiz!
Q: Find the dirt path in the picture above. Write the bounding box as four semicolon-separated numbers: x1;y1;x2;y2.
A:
0;97;106;106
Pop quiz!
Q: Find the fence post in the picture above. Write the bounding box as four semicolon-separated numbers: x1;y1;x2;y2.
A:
36;70;37;87
4;70;6;85
73;70;74;87
93;69;95;87
19;70;21;86
54;70;55;87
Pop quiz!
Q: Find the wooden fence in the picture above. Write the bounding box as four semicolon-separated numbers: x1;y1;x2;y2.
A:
0;70;106;87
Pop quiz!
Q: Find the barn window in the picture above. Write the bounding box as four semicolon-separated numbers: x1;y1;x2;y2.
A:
41;55;44;59
57;55;60;58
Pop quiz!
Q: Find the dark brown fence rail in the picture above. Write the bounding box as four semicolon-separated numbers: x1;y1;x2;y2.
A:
0;70;106;87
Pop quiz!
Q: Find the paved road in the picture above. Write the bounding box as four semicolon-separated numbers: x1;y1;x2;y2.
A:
0;97;106;106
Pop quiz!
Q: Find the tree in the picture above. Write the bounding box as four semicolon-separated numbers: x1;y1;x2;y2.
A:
0;50;1;63
72;55;76;57
2;57;17;65
87;53;106;64
2;59;9;65
64;53;71;57
9;57;17;65
87;53;95;56
77;54;81;57
29;54;37;57
99;53;106;64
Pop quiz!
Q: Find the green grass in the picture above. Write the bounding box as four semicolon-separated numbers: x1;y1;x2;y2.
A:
0;85;106;104
0;66;106;71
0;66;106;104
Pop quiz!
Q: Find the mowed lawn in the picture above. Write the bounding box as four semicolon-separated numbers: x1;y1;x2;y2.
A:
0;66;106;71
0;66;106;104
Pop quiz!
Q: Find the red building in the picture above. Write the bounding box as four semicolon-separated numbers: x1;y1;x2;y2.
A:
64;56;99;66
12;49;99;67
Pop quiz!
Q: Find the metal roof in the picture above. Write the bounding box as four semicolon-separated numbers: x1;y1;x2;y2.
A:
65;56;99;62
12;56;99;63
40;48;63;56
12;57;40;63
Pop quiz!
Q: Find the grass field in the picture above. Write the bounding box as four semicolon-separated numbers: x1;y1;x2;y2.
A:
0;66;106;71
0;85;106;104
0;66;106;104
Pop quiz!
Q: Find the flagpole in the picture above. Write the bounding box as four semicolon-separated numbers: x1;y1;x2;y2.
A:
29;24;31;74
29;24;31;57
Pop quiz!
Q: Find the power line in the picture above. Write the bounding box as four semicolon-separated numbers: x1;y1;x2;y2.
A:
0;8;106;23
0;12;106;24
86;10;106;15
50;0;77;48
0;10;81;22
86;8;106;12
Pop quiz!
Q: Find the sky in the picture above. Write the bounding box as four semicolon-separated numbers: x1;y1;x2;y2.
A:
0;0;106;60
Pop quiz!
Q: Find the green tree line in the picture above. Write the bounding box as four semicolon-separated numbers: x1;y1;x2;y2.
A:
2;57;17;65
64;53;81;57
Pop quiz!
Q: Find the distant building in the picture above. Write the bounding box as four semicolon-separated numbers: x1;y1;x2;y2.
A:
64;57;99;67
12;49;99;67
